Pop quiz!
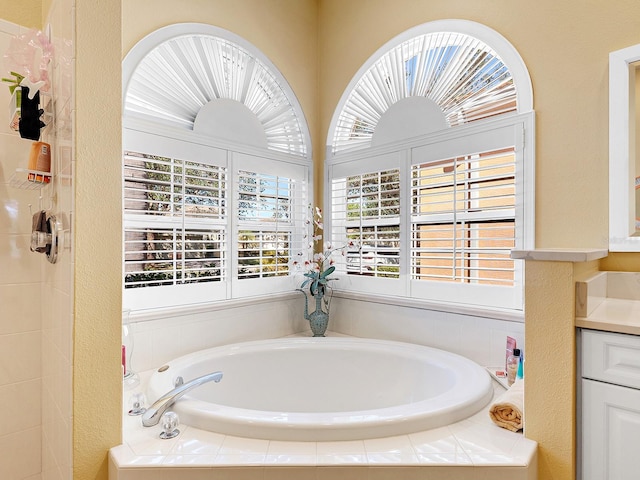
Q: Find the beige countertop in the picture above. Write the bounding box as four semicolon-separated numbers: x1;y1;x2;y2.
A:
576;298;640;336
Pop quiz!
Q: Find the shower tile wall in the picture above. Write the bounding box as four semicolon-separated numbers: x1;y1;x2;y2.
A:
0;18;44;480
0;2;75;478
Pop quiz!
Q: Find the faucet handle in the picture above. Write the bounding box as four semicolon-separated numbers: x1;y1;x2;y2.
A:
128;392;147;416
159;411;180;439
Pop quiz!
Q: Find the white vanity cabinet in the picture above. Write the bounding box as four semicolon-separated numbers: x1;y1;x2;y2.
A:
580;329;640;480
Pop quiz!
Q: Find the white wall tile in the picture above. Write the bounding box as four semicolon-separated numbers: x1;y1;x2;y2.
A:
0;283;41;334
42;2;76;479
0;16;46;480
127;294;522;384
0;426;42;479
130;297;307;373
0;331;41;384
0;378;41;436
0;233;44;283
329;297;525;367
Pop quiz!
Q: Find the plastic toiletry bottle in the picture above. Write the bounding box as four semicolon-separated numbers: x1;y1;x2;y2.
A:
516;351;524;380
507;348;520;386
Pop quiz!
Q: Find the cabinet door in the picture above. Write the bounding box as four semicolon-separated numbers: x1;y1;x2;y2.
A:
582;379;640;480
582;329;640;389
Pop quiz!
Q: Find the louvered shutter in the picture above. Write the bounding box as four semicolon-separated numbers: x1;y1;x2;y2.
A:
123;152;227;290
331;32;516;154
331;169;401;278
232;153;308;297
410;148;515;285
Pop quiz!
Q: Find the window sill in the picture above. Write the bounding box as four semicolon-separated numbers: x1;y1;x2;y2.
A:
331;290;524;323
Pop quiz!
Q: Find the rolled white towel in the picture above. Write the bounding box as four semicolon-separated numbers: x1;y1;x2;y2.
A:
489;378;524;432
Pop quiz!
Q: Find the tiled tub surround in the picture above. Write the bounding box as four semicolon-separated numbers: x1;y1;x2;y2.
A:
110;374;536;480
125;294;525;375
113;299;530;478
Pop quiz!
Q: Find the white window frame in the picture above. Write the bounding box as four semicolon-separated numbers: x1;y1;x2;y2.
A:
325;20;534;313
121;25;312;312
231;152;309;298
123;120;310;311
326;112;534;311
328;152;406;297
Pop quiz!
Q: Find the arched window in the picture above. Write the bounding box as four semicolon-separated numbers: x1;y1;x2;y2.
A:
326;20;534;311
122;24;311;310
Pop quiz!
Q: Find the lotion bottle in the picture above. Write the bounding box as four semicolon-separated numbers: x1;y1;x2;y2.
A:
516;351;524;380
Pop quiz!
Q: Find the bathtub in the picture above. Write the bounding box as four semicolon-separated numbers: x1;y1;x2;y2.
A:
145;336;494;441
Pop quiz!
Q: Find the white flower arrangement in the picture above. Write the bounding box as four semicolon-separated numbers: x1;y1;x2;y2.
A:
292;205;356;297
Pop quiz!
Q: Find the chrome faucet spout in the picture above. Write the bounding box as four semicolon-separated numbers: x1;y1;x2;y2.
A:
142;371;223;427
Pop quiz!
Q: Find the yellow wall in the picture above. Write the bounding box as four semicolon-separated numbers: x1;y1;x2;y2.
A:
0;0;41;28
69;1;640;479
318;0;639;250
74;1;122;479
8;0;640;478
316;7;640;475
523;261;576;480
601;252;640;271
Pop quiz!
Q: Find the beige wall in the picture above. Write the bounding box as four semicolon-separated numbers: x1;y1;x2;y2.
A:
3;1;637;479
93;1;640;479
318;0;640;251
0;0;41;28
74;1;123;479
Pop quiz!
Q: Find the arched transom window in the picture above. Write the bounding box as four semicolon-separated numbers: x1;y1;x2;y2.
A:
124;25;309;157
331;30;519;154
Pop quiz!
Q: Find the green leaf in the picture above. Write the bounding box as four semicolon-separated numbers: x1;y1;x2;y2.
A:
320;266;335;278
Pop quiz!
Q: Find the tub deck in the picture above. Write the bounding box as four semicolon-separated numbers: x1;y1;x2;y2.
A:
109;378;537;480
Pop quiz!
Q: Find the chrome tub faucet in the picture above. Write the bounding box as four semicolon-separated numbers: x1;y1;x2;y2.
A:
141;371;223;427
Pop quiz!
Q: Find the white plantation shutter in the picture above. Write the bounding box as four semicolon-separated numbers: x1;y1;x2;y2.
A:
331;169;401;278
237;170;298;279
122;27;314;310
123;150;228;308
232;153;307;297
410;148;516;285
331;32;516;154
328;152;405;296
408;122;523;309
327;25;533;311
124;31;308;157
124;227;226;287
327;120;527;310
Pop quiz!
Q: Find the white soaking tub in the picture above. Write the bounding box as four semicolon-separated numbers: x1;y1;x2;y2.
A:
145;336;493;441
